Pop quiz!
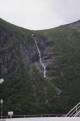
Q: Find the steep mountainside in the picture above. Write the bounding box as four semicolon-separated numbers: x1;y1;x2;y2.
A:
0;19;80;116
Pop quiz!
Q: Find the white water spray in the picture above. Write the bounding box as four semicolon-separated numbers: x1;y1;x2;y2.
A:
32;34;47;78
32;34;62;94
35;39;46;78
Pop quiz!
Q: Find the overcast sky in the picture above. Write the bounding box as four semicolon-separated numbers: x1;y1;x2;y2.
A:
0;0;80;30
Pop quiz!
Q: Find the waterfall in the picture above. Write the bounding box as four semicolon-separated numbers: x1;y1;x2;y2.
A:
35;39;47;78
32;34;62;95
34;38;61;94
32;34;47;78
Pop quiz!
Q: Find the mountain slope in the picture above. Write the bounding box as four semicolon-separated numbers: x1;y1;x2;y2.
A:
0;19;80;116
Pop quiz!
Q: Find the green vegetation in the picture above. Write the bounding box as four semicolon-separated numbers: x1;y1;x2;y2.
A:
0;19;80;116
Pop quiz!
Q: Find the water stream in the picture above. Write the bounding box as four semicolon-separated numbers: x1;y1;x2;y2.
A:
32;34;61;95
32;34;47;78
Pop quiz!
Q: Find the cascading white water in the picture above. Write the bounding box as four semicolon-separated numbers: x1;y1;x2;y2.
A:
32;34;62;94
33;34;47;78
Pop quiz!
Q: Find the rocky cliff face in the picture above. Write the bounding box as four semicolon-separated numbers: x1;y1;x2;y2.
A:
0;19;80;116
0;19;61;115
0;22;54;78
